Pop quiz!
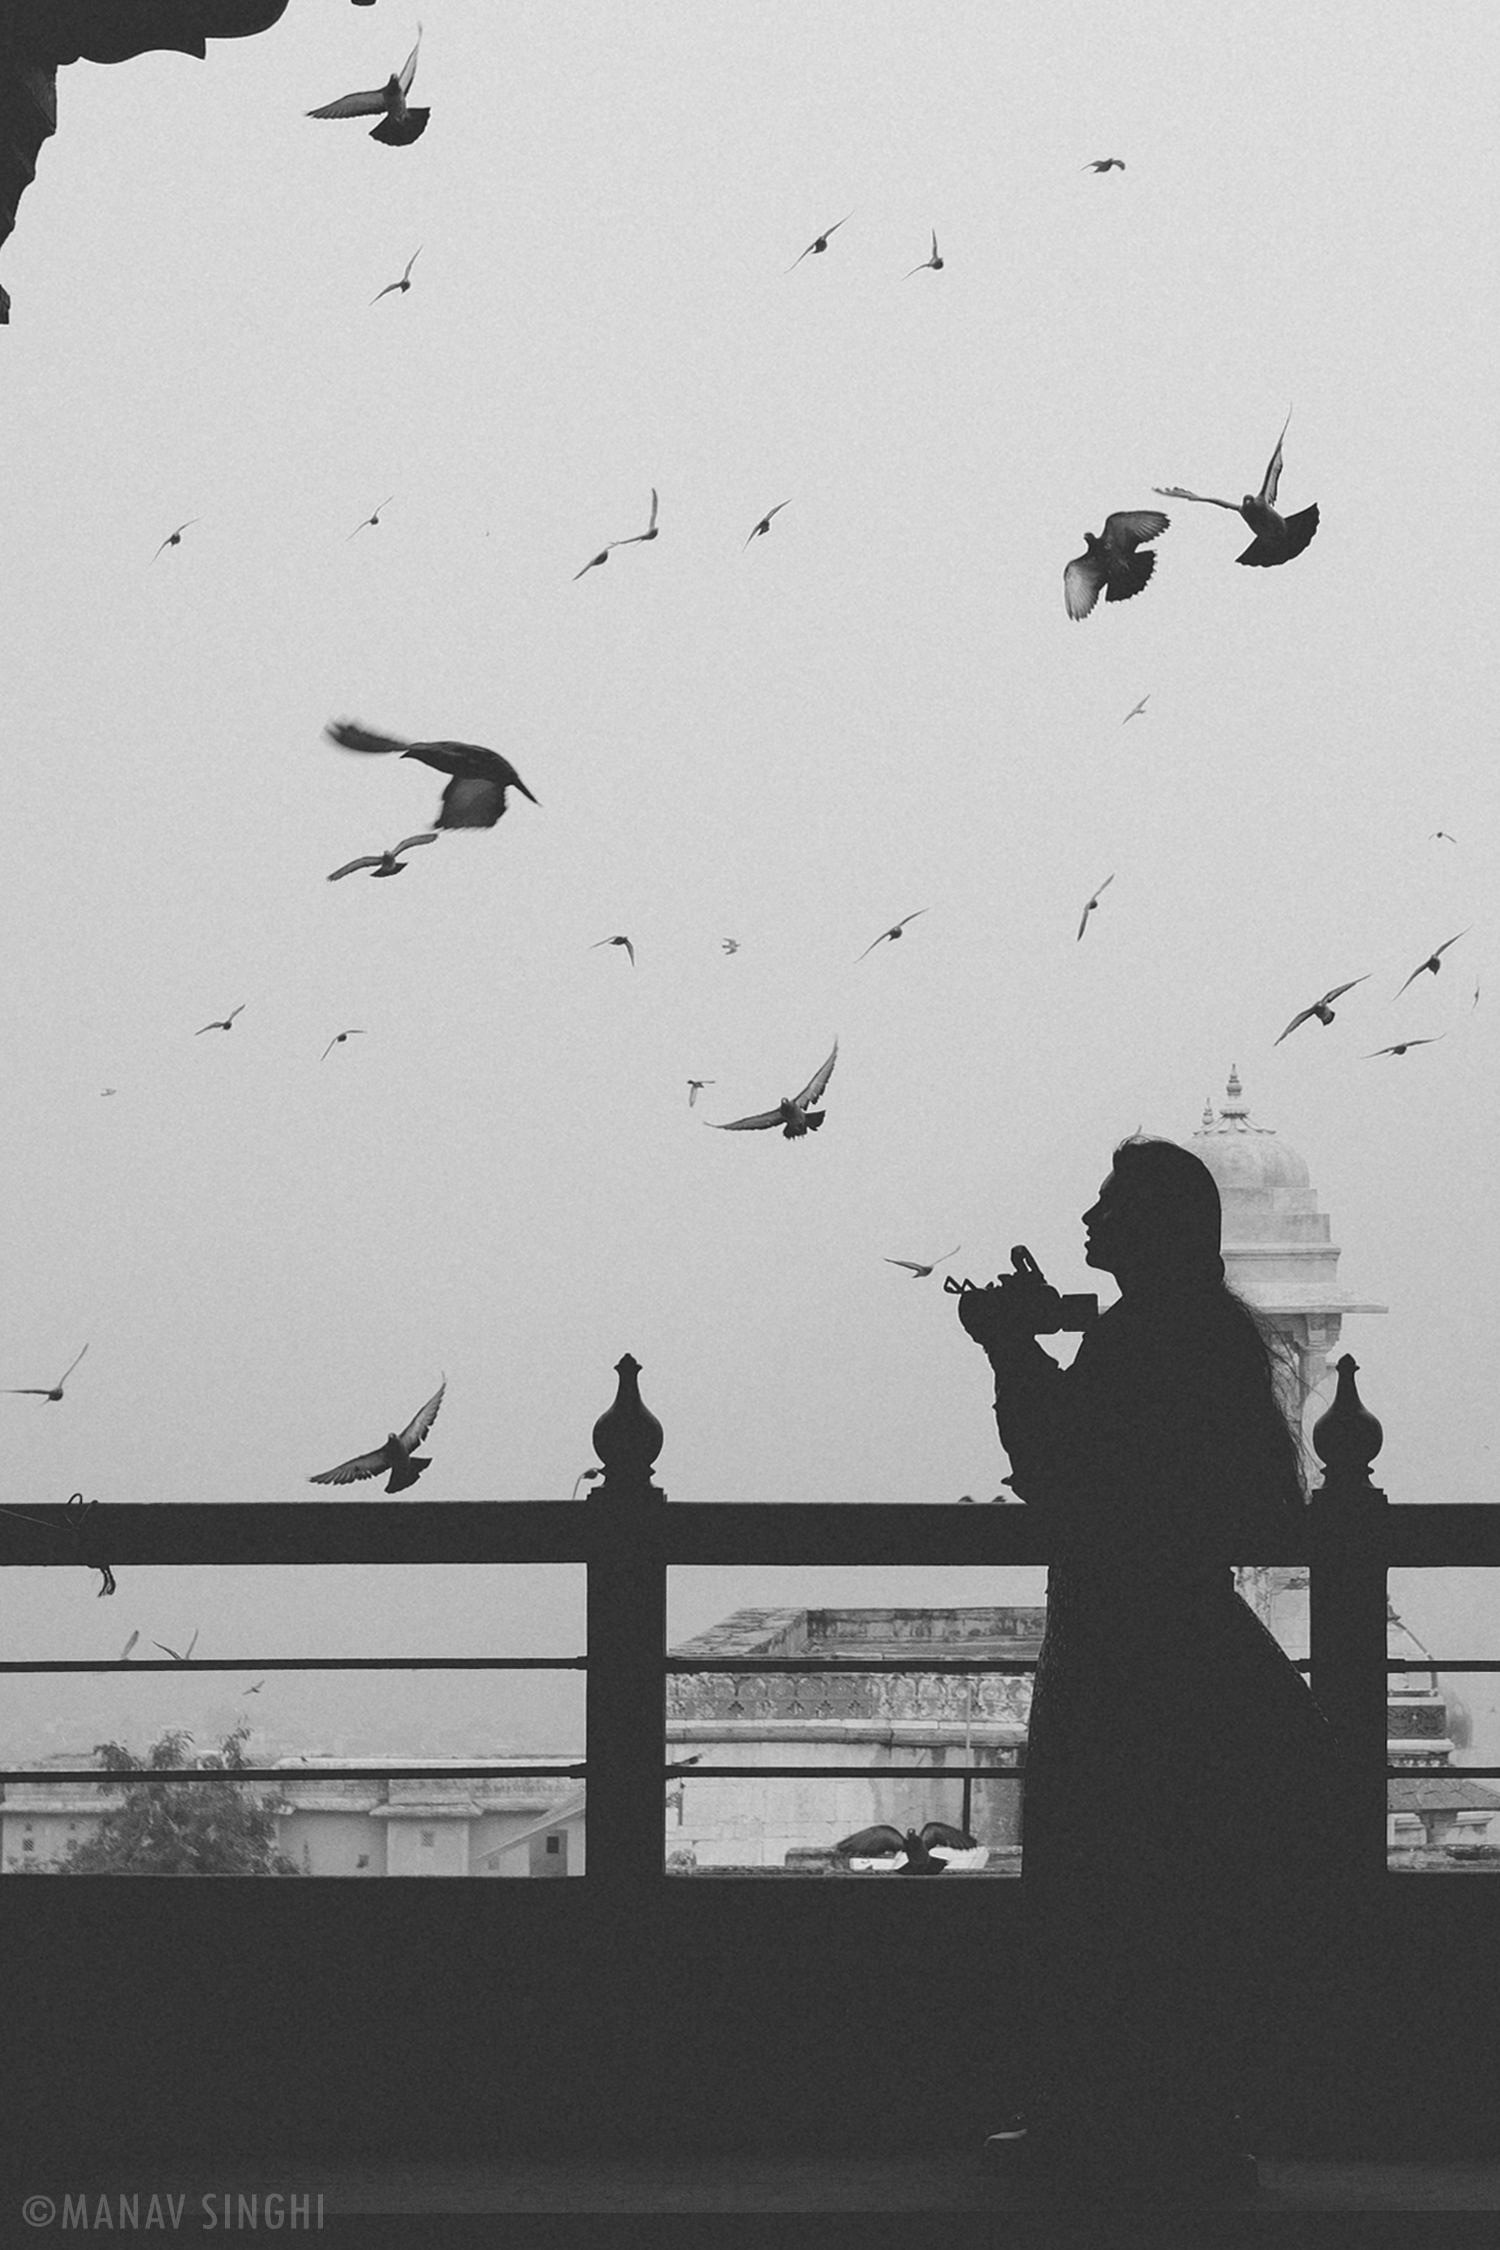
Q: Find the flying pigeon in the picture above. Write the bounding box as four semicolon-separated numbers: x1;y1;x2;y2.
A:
1063;512;1168;620
885;1247;961;1278
721;939;741;954
787;215;852;271
574;545;613;579
326;833;438;881
1122;696;1150;723
904;230;943;277
1153;413;1319;566
1431;831;1459;845
613;489;659;547
245;1680;265;1694
309;1377;446;1494
744;501;791;548
324;721;538;830
152;520;199;561
308;26;428;144
153;1630;199;1664
687;1080;715;1106
322;1029;367;1060
857;910;927;961
119;1632;139;1662
371;249;421;304
833;1822;988;1875
708;1040;838;1139
3;1344;88;1402
1083;158;1125;171
1274;976;1369;1044
592;935;635;966
1076;874;1114;940
348;497;395;539
1366;1037;1445;1058
196;1005;244;1034
1395;929;1471;997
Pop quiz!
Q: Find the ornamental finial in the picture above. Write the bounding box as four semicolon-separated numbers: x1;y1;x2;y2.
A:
590;1354;664;1486
1312;1354;1383;1484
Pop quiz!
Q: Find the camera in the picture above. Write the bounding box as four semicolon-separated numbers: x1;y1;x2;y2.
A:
944;1244;1098;1336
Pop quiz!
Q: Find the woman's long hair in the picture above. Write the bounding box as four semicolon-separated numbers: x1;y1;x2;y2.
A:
1112;1135;1308;1505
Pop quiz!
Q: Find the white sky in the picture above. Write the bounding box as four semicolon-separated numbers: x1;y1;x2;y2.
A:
2;1;1495;1771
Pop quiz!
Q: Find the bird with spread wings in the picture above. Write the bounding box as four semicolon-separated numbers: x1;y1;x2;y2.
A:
326;833;437;881
309;1379;446;1495
1275;976;1369;1044
4;1344;88;1401
308;26;429;144
1063;512;1168;620
324;722;538;830
708;1041;838;1139
1154;413;1319;567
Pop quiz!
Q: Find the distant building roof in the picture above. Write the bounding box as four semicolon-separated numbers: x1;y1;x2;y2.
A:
1389;1776;1500;1814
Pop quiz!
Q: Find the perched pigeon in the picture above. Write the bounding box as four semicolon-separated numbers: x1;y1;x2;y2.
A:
324;721;537;830
709;1041;838;1139
326;833;438;881
1395;929;1470;997
787;215;852;271
857;911;927;962
3;1344;88;1402
834;1821;988;1875
309;1378;446;1495
1274;976;1369;1044
308;26;428;144
1154;414;1319;567
1063;512;1168;620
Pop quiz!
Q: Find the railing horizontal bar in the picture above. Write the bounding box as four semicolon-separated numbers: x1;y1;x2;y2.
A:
660;1765;1020;1780
0;1764;588;1785
1385;1661;1500;1672
0;1657;587;1674
1387;1766;1500;1779
664;1657;1037;1673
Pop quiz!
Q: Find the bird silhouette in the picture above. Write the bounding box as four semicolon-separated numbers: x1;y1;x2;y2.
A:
3;1344;89;1401
834;1821;987;1874
1083;158;1126;171
1063;512;1168;620
592;935;635;966
101;1088;117;1097
371;248;421;303
119;1631;139;1662
612;489;659;546
348;497;395;539
322;1029;367;1060
787;215;851;271
709;1040;838;1139
885;1247;961;1278
722;939;741;954
153;1630;199;1663
1395;929;1471;997
1431;831;1459;845
744;501;791;548
326;833;438;881
1076;874;1114;940
308;26;428;143
686;1080;715;1107
310;1378;446;1494
857;910;927;961
904;230;943;277
196;1005;244;1034
1274;976;1369;1044
245;1679;265;1694
1366;1037;1445;1058
324;721;538;830
573;546;613;579
1154;413;1319;567
1122;695;1150;723
152;520;199;561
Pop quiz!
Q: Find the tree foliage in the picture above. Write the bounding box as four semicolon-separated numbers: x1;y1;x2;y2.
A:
62;1723;300;1875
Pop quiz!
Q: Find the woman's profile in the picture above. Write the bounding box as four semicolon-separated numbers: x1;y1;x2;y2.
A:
960;1135;1352;2204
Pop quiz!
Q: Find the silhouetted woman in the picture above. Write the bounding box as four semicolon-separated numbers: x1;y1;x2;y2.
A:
961;1136;1351;2204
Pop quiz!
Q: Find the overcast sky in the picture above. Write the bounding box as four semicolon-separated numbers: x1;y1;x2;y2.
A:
2;1;1495;1775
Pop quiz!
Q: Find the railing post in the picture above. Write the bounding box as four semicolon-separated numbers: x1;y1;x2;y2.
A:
1308;1354;1389;1882
585;1354;667;1890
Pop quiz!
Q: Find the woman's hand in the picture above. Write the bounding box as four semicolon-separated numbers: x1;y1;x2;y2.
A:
956;1271;1063;1355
